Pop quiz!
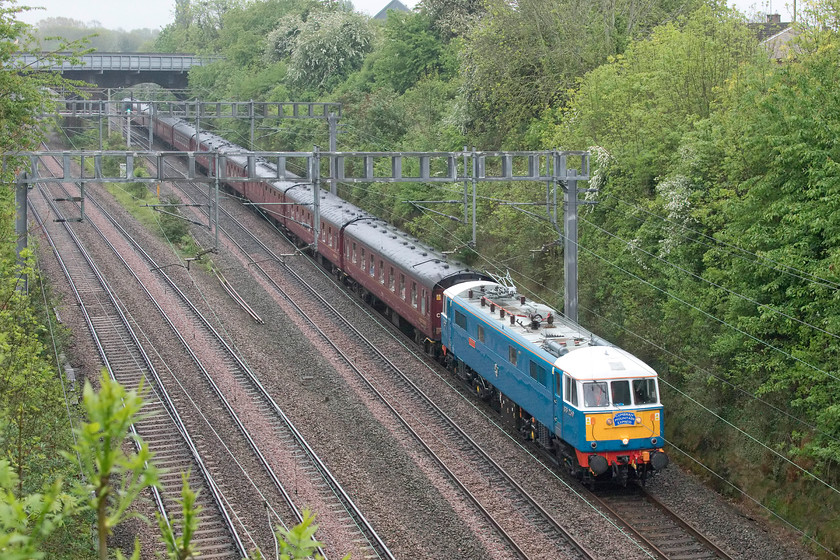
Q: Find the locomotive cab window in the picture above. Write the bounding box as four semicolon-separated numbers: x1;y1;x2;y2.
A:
477;324;485;343
633;379;658;405
564;375;578;406
611;380;631;406
583;381;609;407
508;346;518;366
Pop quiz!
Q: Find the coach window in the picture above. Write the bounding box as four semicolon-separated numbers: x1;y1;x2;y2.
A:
611;380;631;407
369;254;375;277
328;227;333;247
361;248;366;268
633;379;658;405
400;274;406;299
530;361;547;387
352;243;357;264
477;324;485;343
389;268;395;291
411;283;417;308
508;346;518;366
420;289;427;314
379;260;385;284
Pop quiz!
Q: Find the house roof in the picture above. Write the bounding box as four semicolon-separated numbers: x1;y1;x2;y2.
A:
749;21;792;42
373;0;410;20
748;15;799;60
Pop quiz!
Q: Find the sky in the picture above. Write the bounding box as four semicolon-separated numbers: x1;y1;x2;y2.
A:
15;0;794;32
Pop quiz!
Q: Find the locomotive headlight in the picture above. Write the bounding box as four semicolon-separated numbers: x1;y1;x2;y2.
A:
622;438;629;446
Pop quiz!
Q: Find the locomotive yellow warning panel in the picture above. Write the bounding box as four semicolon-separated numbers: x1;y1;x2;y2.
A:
585;411;660;441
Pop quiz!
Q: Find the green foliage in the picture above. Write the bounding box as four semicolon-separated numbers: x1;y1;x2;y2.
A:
418;0;486;38
277;510;324;560
0;5;87;155
0;459;79;560
126;167;151;200
250;509;333;560
67;373;157;560
548;4;760;179
157;196;192;242
285;10;374;92
458;0;706;145
371;11;455;94
0;253;75;495
693;27;840;456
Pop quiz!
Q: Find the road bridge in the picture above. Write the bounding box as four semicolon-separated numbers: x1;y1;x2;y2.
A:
14;52;221;92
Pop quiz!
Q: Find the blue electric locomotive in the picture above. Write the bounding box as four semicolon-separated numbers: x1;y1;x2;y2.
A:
441;280;668;484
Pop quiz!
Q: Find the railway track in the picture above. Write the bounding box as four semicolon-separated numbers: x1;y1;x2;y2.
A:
33;150;392;560
29;159;246;559
591;484;735;560
157;162;595;559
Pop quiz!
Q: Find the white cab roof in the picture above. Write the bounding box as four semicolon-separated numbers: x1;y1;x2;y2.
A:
555;345;656;381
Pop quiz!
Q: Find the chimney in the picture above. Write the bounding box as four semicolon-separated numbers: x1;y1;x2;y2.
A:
767;13;781;23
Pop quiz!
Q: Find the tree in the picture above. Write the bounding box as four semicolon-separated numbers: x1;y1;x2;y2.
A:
418;0;486;39
0;0;88;499
285;10;374;92
457;0;706;145
371;11;455;94
0;4;87;156
694;25;840;462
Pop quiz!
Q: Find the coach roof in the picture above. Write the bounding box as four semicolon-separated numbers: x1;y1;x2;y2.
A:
283;183;482;289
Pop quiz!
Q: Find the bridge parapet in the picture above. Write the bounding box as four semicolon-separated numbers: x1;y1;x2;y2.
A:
13;52;222;72
13;53;222;90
